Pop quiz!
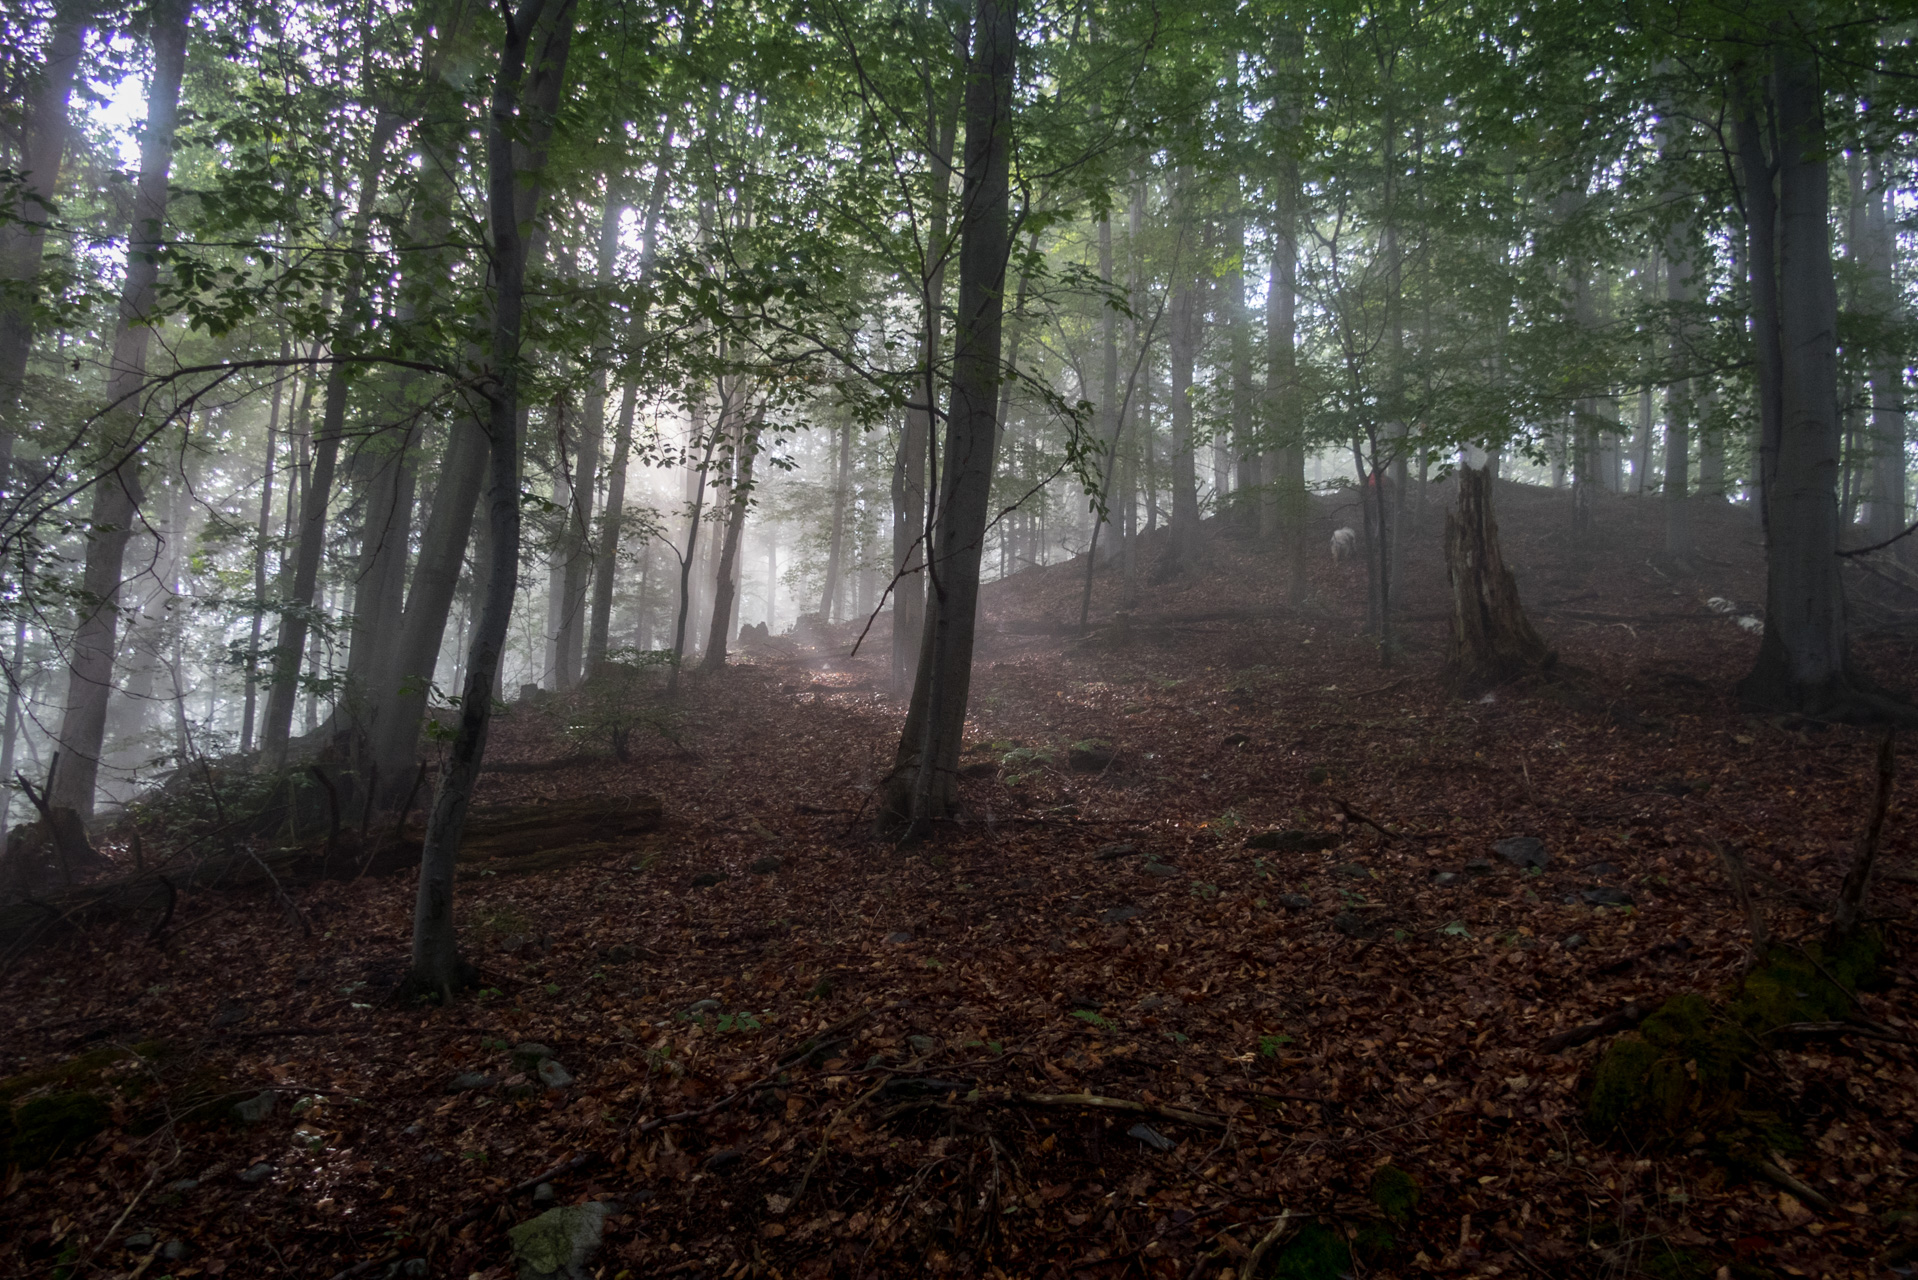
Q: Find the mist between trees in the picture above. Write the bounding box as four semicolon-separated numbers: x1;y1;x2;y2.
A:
0;0;1913;979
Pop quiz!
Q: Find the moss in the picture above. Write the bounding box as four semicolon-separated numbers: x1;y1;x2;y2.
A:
1;1092;109;1167
0;1040;169;1104
1368;1165;1420;1224
1271;1221;1351;1280
1351;1219;1398;1265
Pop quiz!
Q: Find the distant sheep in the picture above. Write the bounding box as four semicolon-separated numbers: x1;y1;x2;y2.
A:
1330;527;1357;563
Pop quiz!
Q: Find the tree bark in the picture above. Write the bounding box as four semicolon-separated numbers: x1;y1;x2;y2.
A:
879;0;1014;835
1163;178;1201;576
1444;465;1554;694
403;0;575;1002
818;416;852;624
241;335;288;753
700;410;762;671
48;0;189;818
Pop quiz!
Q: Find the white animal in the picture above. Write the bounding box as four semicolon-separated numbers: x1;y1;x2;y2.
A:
1330;527;1357;563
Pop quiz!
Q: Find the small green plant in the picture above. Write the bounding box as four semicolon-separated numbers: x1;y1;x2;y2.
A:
1071;1009;1114;1031
1210;808;1244;834
1000;746;1057;786
1190;882;1219;900
715;1012;763;1033
552;647;681;760
542;982;561;996
1442;921;1472;938
1258;1033;1295;1057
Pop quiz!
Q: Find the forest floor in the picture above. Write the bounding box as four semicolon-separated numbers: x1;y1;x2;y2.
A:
4;479;1917;1280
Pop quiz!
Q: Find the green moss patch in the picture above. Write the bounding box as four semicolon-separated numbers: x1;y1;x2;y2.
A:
0;1091;109;1167
1585;932;1884;1153
1368;1164;1420;1224
1271;1221;1351;1279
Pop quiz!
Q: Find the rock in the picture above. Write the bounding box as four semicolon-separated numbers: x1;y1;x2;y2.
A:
1581;862;1622;879
447;1072;494;1093
907;1034;937;1057
511;1043;555;1073
1244;829;1341;852
390;1261;428;1279
161;1240;189;1261
1067;740;1118;772
703;1148;743;1172
1335;863;1372;879
508;1200;618;1280
748;856;782;875
162;1179;198;1194
402;1123;424;1139
237;1162;275;1185
1464;858;1494;876
1494;837;1550;869
1094;842;1139;860
1276;893;1312;911
1430;871;1462;888
124;1233;154;1249
536;1059;574;1089
687;998;721;1015
1140;861;1180;879
1563;933;1586;950
533;1182;556;1205
1127;1122;1174;1152
1582;887;1634;907
1100;905;1142;923
885;930;915;944
690;871;730;888
231;1090;277;1126
1137;993;1169;1012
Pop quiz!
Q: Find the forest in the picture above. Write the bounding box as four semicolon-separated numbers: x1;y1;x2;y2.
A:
0;0;1916;1275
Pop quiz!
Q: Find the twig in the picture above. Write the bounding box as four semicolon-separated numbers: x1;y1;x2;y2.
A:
1769;1020;1918;1048
992;1090;1226;1130
203;760;310;937
1239;1210;1295;1278
1830;729;1895;941
785;1077;890;1213
144;875;177;945
1327;796;1406;844
308;764;342;868
1753;1159;1834;1212
1539;1004;1651;1055
1706;837;1770;956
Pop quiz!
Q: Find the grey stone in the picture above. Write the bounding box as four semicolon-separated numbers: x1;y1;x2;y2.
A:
748;856;782;875
1335;863;1372;879
686;998;721;1015
1127;1122;1174;1152
1140;861;1180;879
1094;842;1139;860
1494;837;1550;869
1100;905;1142;923
162;1179;198;1194
1582;887;1634;907
1430;872;1462;888
1464;858;1494;876
399;1262;429;1278
690;871;729;887
1276;893;1312;911
537;1059;574;1089
703;1148;743;1172
1137;993;1169;1012
508;1200;617;1280
1244;829;1341;852
124;1233;154;1249
161;1241;189;1261
447;1072;494;1093
1334;911;1379;939
231;1089;277;1126
1563;934;1586;950
511;1043;555;1073
237;1162;275;1185
1582;862;1622;879
533;1182;556;1205
885;930;915;944
907;1035;937;1057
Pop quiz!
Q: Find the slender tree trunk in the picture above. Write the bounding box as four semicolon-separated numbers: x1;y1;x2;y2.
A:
669;429;718;684
0;0;88;491
404;0;575;1002
818;417;852;623
1853;152;1907;552
242;337;287;753
880;0;1014;835
702;412;762;671
47;0;189;818
1164;184;1200;574
0;620;23;840
259;109;406;766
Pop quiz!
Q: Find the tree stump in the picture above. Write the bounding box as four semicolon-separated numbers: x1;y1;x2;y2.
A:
1444;465;1554;694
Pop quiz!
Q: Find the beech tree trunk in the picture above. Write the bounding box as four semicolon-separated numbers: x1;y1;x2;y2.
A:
0;0;88;490
818;417;851;624
404;0;575;1002
48;0;189;818
879;0;1013;835
701;412;762;672
1163;179;1201;575
1444;465;1554;694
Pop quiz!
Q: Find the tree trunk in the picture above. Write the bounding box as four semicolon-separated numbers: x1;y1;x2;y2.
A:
1853;153;1907;554
0;0;88;491
818;417;852;624
556;193;620;688
878;0;1013;836
47;0;189;818
241;336;287;753
403;0;576;1003
1444;465;1554;694
701;411;762;671
1735;42;1892;720
259;109;406;766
